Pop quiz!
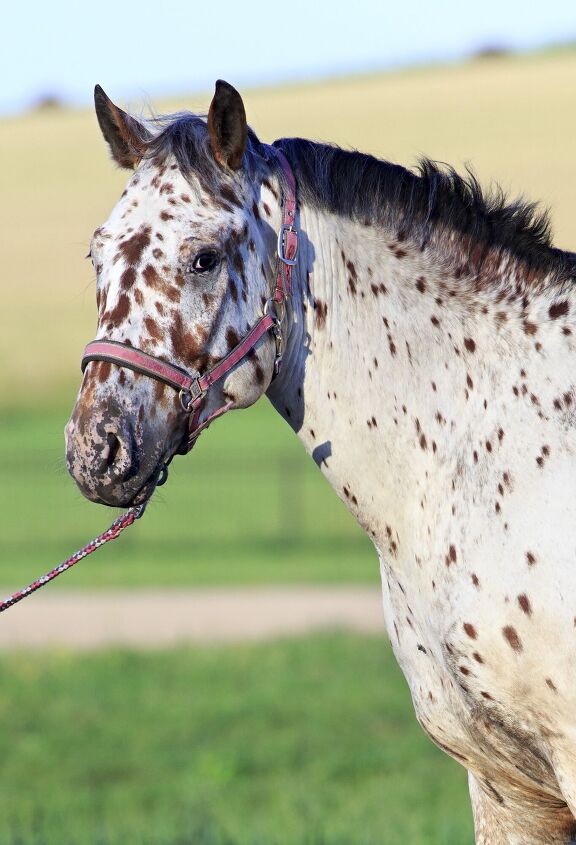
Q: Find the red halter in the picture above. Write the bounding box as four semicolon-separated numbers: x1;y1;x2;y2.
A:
81;147;298;454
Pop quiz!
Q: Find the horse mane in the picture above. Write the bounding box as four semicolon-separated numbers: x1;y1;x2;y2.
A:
140;111;576;286
275;138;576;287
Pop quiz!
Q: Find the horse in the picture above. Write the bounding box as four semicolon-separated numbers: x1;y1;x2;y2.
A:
66;79;576;843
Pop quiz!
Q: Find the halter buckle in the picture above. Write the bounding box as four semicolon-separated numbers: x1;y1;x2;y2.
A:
277;225;298;266
179;378;204;412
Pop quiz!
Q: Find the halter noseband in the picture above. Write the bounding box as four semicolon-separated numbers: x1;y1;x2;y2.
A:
80;147;298;454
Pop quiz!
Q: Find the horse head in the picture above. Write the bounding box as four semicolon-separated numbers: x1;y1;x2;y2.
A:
65;81;292;507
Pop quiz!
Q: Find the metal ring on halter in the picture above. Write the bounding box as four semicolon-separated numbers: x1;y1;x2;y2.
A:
156;463;169;487
179;390;193;412
264;296;285;324
179;378;204;413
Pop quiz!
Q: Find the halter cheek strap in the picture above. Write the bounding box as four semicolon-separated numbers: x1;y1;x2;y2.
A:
81;146;298;453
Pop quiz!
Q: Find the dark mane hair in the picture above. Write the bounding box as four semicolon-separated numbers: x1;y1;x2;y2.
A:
141;112;576;285
275;138;576;286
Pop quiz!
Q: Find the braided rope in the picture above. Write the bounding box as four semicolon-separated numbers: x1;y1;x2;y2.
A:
0;504;146;614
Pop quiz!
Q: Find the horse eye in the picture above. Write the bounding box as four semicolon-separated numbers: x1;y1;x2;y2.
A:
191;251;219;273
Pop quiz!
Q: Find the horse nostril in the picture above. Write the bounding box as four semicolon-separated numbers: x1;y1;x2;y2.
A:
105;432;121;468
95;431;122;475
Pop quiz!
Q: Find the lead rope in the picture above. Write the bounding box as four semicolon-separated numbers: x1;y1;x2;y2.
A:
0;504;146;614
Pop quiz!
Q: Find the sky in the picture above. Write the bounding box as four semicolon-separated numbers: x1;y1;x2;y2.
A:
1;0;575;115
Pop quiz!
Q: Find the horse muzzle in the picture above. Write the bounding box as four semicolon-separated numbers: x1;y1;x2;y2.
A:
65;406;164;507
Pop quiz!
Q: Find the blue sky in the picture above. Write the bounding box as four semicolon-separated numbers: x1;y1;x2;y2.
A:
1;0;575;115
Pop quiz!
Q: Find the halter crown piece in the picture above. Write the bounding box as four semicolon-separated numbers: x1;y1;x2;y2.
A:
81;146;298;454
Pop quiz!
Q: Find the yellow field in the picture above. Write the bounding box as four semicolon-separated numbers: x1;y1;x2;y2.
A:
2;50;576;404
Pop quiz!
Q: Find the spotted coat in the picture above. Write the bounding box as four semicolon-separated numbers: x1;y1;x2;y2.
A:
67;82;576;843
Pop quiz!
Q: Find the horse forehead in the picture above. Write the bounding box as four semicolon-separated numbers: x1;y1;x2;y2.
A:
107;163;230;237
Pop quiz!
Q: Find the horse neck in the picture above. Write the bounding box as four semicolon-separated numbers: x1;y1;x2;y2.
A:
266;201;570;555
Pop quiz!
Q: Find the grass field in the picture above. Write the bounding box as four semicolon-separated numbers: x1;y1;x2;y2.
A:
0;400;376;588
0;634;473;844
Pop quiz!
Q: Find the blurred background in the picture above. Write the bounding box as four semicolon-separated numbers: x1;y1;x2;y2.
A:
1;1;576;842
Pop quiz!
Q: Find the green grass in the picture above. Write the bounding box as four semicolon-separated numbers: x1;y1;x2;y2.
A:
0;634;472;844
0;400;377;588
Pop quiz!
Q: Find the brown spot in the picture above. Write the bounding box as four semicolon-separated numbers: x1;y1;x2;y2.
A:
471;573;480;587
144;317;162;342
226;327;240;351
463;337;476;353
155;301;165;316
473;652;484;664
96;361;111;383
118;226;151;266
549;301;569;320
314;300;328;329
431;316;440;327
119;267;136;291
485;440;492;453
105;293;131;326
416;277;426;293
545;678;558;693
134;288;144;306
181;194;191;203
459;666;470;676
348;277;357;296
159;182;174;195
502;626;522;652
170;312;203;364
152;248;164;260
517;594;532;616
419;434;427;450
481;691;494;700
526;551;536;566
142;264;162;289
160;210;174;221
463;623;477;639
448;545;457;564
523;321;538;336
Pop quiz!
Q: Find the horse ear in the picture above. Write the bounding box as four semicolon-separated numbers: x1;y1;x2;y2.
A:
207;80;247;171
94;85;150;170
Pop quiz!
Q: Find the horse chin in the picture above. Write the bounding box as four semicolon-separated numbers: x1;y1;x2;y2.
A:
70;456;169;509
